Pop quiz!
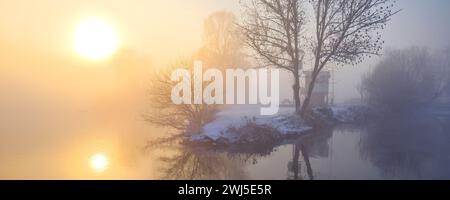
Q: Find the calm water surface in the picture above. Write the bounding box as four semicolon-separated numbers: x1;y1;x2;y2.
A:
157;107;450;180
1;106;449;179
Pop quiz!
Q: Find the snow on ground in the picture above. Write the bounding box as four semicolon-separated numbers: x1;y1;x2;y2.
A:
190;104;367;144
190;106;312;143
330;104;368;123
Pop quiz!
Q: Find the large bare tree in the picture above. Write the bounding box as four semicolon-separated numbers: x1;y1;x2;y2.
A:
301;0;398;116
240;0;307;113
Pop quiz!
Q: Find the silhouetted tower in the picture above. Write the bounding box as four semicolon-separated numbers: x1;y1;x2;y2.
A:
330;65;335;105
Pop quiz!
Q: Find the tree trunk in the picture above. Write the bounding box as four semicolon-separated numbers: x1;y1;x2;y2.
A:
293;71;301;114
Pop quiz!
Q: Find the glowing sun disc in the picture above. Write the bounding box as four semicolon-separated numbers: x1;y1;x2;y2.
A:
90;153;109;173
74;18;118;60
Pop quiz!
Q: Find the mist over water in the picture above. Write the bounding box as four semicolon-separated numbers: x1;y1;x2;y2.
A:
1;0;450;179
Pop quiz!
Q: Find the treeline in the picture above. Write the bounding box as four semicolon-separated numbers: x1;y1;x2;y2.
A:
360;47;450;114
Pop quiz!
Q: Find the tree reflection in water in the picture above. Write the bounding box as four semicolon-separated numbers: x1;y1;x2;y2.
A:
146;126;335;180
288;128;333;180
143;112;450;180
289;144;313;180
159;146;247;180
359;113;450;179
147;135;261;179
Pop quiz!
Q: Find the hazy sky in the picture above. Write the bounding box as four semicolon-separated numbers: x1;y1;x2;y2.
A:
0;0;449;179
333;0;450;102
0;0;449;102
384;0;450;49
0;0;239;66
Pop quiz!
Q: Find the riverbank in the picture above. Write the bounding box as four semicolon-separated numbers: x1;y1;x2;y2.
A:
189;105;367;146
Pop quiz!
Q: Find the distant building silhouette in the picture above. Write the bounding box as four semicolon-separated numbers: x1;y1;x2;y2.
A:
301;71;331;107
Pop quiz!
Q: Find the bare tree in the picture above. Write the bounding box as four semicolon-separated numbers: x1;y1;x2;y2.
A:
197;11;247;68
145;60;216;135
146;12;247;135
302;0;398;116
435;46;450;99
361;47;446;113
240;0;307;114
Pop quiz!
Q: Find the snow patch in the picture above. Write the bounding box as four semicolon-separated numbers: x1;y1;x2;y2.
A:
190;104;366;144
331;104;368;123
190;106;312;144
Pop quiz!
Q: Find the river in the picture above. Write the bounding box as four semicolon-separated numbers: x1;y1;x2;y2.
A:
1;106;449;179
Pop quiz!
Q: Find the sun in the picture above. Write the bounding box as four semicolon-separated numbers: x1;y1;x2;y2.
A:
90;153;109;173
74;18;119;60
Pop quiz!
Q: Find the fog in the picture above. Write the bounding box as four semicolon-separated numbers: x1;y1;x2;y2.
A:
332;0;450;103
2;0;449;102
0;0;238;179
0;0;449;179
